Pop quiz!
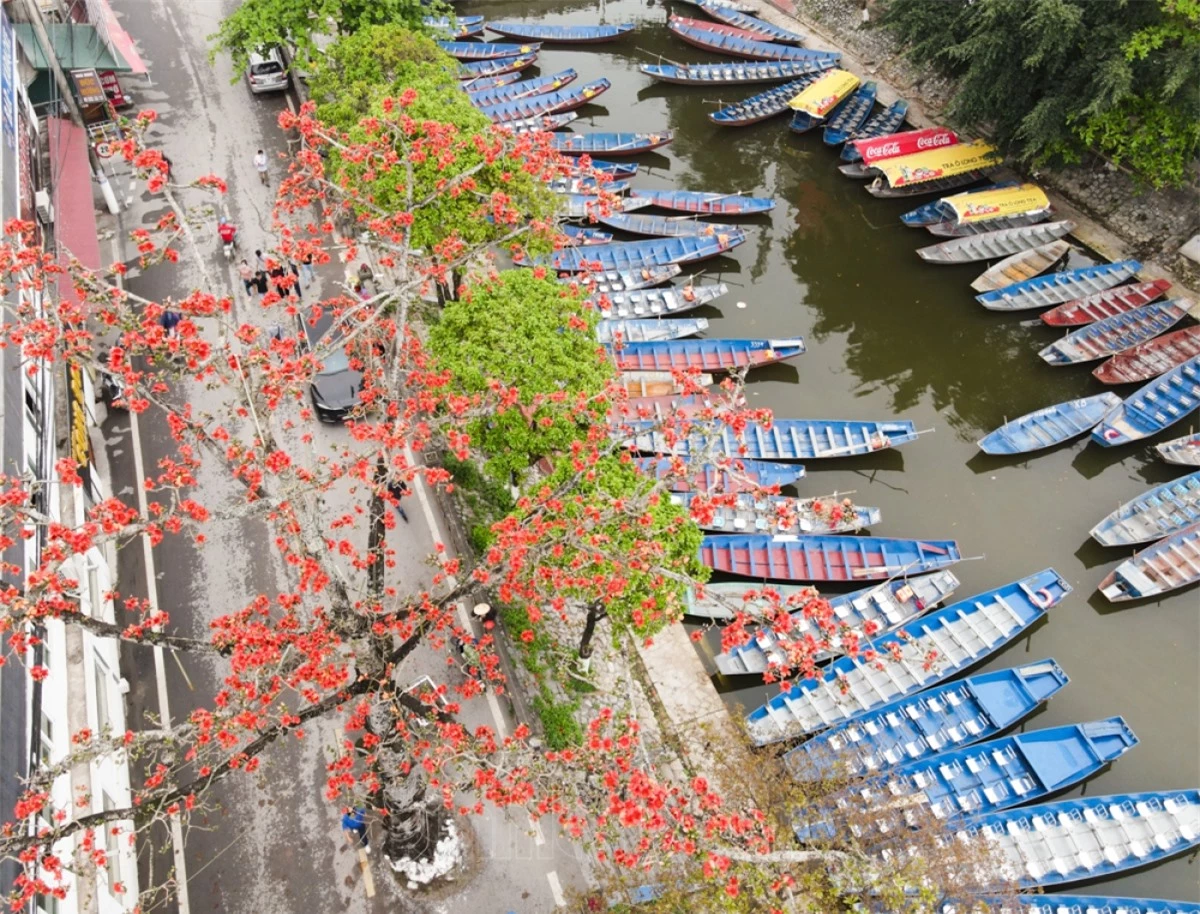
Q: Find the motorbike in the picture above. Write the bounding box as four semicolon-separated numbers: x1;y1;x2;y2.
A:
218;219;237;259
96;350;127;409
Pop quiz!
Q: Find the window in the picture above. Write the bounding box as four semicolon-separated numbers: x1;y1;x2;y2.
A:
86;560;103;620
93;652;112;734
101;792;122;892
37;710;54;768
35;895;59;914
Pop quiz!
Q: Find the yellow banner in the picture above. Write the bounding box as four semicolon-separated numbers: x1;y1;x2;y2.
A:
874;140;1001;189
787;69;860;118
942;183;1050;224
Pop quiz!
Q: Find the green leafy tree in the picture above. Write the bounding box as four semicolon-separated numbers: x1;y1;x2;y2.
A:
429;269;612;483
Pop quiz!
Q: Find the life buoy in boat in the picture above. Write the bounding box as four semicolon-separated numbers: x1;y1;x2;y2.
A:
1102;427;1121;442
1031;588;1054;609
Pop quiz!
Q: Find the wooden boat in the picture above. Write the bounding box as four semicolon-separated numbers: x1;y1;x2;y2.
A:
1095;326;1200;385
457;54;538;80
918;220;1077;264
460;70;522;92
1041;278;1174;327
424;16;486;38
697;3;807;42
927;209;1050;238
702;534;962;585
978;260;1142;312
667;17;841;63
952;791;1200;889
837;101;910;161
789;77;860;134
709;75;820;127
590;282;728;319
822;82;878;146
869;171;989;198
633;456;805;492
611;337;804;373
673;490;880;537
629;418;918;461
501;112;578;134
902;183;1020;228
563;159;639;178
639;59;834;86
786;659;1070;782
1157;433;1200;467
669;14;770;43
548;176;631;195
539;231;746;272
978;394;1121;455
620;371;715;399
923;184;1053;237
1091;355;1200;447
971;240;1071;293
713;571;958;676
596;212;739;238
560;224;613;245
439;41;541;61
486;22;635;43
467;69;578;106
1090;471;1200;547
561;265;681;294
745;569;1070;745
865;140;1000;198
1011;896;1200;914
551;131;675;156
561;194;651;219
1039;301;1190;366
596;317;708;344
627;189;774;215
480;78;610;123
685;580;817;621
813;718;1138;841
1098;521;1200;601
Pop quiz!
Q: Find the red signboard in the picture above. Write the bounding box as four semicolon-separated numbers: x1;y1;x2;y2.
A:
853;128;959;167
98;70;129;107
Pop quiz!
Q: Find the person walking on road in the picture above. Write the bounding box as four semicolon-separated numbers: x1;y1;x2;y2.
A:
300;251;315;285
342;806;369;850
237;259;255;295
160;309;182;338
387;479;410;523
253;149;269;186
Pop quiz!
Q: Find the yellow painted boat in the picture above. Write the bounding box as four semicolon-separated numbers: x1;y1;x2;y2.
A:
941;183;1050;225
787;68;860;118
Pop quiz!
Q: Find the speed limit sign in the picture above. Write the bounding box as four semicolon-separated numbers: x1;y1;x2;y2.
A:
95;142;113;158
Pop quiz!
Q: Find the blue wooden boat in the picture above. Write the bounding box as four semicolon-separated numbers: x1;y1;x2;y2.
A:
561;194;652;219
1159;433;1200;467
901;182;1019;227
459;70;523;92
1092;354;1200;447
786;659;1070;781
547;176;631;195
564;159;639;178
633;456;805;492
551;131;675;157
487;22;635;43
822;81;878;146
668;17;841;63
480;78;611;123
839;100;910;161
562;266;681;294
702;534;962;585
628;418;920;460
713;571;959;674
611;337;804;373
596;318;707;344
709;76;820;127
640;59;835;86
789;92;851;135
627;189;775;215
596;212;739;238
977;260;1142;312
675;490;881;539
536;232;746;272
467;69;577;106
560;224;613;245
590;282;728;319
1039;300;1190;365
1011;896;1200;914
745;569;1071;745
978;393;1121;455
696;2;807;43
1098;521;1200;602
438;41;541;61
951;791;1200;889
1091;471;1200;547
457;54;538;81
424;15;486;38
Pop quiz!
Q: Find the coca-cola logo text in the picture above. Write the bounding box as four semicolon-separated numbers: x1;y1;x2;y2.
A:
917;133;954;149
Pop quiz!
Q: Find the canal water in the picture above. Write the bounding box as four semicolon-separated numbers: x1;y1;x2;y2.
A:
464;0;1200;900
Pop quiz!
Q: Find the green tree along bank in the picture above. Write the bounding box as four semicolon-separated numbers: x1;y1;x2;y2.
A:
881;0;1200;189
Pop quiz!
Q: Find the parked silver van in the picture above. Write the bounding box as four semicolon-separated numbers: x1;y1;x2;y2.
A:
246;47;289;94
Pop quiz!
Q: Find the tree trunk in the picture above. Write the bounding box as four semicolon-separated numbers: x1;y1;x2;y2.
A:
576;600;607;675
367;458;388;600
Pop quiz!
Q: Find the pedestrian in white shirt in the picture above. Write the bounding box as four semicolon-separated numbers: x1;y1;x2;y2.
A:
254;149;268;186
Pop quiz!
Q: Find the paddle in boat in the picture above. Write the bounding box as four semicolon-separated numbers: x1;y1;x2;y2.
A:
917;220;1077;264
486;22;635;43
696;2;807;43
595;318;708;345
788;68;860;133
1038;300;1192;366
672;490;880;538
596;212;740;238
1090;471;1200;547
925;183;1053;237
537;232;746;272
977;260;1142;312
744;568;1071;746
1094;325;1200;385
1040;278;1174;327
867;140;1000;198
840;124;957;172
610;337;804;373
971;240;1071;293
639;59;834;86
667;16;841;63
1098;521;1200;601
626;188;775;215
785;659;1070;782
439;41;541;61
590;282;728;319
978;394;1121;455
709;75;820;127
627;417;920;460
632;456;805;493
701;534;962;584
551;131;675;156
467;68;578;106
1158;433;1200;467
1091;354;1200;447
821;81;878;146
457;54;538;80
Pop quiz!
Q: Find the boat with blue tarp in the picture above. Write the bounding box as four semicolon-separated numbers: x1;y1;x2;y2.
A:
821;81;878;145
1091;471;1200;547
1092;354;1200;446
977;393;1121;455
786;659;1070;781
632;456;805;492
486;22;635;43
977;260;1142;311
745;569;1071;745
639;60;834;86
627;418;919;460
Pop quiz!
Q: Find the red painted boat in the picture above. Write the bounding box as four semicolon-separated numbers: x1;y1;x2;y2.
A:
700;534;962;582
668;14;770;44
1040;279;1172;327
612;337;805;372
1093;325;1200;385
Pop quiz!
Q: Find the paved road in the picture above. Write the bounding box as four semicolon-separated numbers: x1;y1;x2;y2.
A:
100;1;585;911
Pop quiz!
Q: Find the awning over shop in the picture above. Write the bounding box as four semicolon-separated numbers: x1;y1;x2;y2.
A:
14;23;130;105
47;118;102;307
942;183;1050;224
873;140;1001;190
787;68;859;118
86;0;147;75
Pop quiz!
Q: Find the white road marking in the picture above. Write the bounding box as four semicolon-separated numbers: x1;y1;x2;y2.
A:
531;816;546;846
546;870;566;907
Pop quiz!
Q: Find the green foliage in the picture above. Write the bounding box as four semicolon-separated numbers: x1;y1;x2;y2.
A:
429;270;611;482
305;26;558;250
441;451;515;551
498;602;552;676
880;0;1200;187
209;0;431;75
532;689;583;750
